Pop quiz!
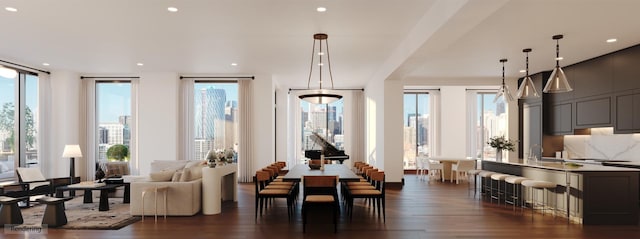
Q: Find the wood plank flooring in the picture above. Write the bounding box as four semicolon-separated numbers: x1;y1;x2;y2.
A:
5;175;640;239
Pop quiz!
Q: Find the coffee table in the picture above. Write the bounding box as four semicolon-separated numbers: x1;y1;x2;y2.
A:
55;183;130;211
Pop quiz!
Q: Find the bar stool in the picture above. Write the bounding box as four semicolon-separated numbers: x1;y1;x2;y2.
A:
478;171;497;199
521;180;557;221
141;186;169;222
490;173;511;205
504;176;528;212
467;169;482;198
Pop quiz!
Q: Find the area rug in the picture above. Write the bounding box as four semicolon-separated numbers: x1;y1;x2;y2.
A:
17;196;140;230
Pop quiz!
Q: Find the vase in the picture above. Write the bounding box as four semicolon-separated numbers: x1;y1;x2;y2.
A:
495;149;503;162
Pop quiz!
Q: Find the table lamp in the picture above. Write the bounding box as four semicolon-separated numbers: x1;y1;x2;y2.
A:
62;144;83;183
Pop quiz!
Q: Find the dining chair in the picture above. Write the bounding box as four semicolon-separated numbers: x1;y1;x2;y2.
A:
302;175;339;233
254;171;295;221
345;171;385;223
450;160;475;184
425;159;444;183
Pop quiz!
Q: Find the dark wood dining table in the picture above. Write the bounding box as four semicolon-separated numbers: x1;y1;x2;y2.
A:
282;164;360;182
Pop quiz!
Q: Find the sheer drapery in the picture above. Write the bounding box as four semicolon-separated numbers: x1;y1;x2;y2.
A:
81;78;97;180
178;78;195;162
428;90;441;157
347;90;365;164
238;80;254;182
129;79;139;174
36;73;52;178
465;90;479;159
287;92;302;167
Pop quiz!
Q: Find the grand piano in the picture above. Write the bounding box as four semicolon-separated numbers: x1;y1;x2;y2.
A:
305;132;350;164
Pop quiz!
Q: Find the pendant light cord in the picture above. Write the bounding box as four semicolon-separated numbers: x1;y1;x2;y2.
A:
556;38;560;68
526;51;529;77
307;38;317;89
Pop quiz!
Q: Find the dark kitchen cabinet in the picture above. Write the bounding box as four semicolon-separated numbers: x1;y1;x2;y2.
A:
575;95;612;128
614;90;640;133
547;101;573;135
613;45;640;92
570;56;613;99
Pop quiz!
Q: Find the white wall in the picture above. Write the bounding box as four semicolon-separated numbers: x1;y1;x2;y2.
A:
48;71;82;179
136;73;179;176
439;86;468;158
274;86;288;165
382;80;405;183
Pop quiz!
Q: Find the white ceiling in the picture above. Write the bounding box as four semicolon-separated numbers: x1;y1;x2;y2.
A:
1;0;640;89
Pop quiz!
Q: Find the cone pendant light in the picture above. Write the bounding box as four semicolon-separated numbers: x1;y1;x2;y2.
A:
494;58;513;103
517;48;540;99
543;34;573;93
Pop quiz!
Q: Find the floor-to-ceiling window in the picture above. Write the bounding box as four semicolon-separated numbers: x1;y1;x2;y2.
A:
0;69;39;181
473;93;508;160
96;82;132;163
193;82;238;162
300;100;344;162
403;92;430;169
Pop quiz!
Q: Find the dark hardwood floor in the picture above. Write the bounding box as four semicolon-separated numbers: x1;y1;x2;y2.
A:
6;175;640;239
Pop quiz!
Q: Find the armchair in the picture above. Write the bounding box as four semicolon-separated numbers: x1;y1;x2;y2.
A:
11;168;54;207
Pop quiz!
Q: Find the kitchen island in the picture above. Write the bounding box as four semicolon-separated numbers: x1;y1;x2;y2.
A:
482;160;639;225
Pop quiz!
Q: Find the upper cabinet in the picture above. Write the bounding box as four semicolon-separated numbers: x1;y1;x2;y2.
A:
570;56;614;99
613;45;640;91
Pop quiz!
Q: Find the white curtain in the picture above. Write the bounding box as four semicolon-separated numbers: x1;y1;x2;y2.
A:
238;80;254;182
81;78;97;180
466;90;479;159
348;90;365;164
428;90;441;157
129;79;139;175
178;78;195;162
287;91;302;167
36;73;52;178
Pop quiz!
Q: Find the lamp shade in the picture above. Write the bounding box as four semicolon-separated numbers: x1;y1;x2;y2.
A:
62;145;83;158
543;66;573;93
517;76;540;99
299;90;342;104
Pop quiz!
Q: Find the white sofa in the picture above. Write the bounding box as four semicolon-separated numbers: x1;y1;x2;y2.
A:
129;160;205;216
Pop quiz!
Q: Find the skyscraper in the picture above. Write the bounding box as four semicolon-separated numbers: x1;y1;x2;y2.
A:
195;87;227;150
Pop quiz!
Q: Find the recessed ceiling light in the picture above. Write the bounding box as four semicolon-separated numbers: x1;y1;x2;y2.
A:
136;63;144;66
318;52;325;56
167;7;178;12
519;69;526;73
231;63;238;66
5;7;18;12
606;38;617;43
42;63;50;66
555;57;564;61
317;7;327;12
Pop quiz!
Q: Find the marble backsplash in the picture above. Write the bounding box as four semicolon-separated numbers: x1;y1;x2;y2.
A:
563;128;640;162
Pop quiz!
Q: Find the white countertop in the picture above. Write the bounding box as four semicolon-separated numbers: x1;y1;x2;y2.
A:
490;160;640;172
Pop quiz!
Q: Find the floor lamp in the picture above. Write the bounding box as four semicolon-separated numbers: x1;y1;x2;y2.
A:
62;145;83;184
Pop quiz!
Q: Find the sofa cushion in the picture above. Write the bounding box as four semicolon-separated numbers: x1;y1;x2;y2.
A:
150;160;191;173
185;160;205;168
188;164;206;180
149;171;174;182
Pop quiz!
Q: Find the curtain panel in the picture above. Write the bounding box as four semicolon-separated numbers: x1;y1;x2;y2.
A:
238;80;254;182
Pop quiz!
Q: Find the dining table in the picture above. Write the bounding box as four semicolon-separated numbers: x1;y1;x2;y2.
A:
428;157;478;181
282;164;360;182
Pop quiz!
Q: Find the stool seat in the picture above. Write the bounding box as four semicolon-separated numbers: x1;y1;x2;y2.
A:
522;180;556;189
468;169;482;175
490;173;511;181
505;176;528;184
479;171;496;177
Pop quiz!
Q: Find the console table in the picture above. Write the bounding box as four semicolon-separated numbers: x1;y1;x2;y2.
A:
202;163;238;215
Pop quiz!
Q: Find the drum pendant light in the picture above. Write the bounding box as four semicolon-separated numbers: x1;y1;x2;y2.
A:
298;33;342;104
517;48;540;99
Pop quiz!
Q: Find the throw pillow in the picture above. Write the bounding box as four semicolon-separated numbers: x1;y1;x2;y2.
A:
179;168;192;182
189;164;205;180
149;171;174;182
171;171;183;182
185;160;205;169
